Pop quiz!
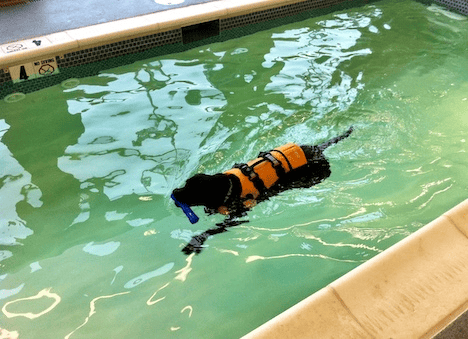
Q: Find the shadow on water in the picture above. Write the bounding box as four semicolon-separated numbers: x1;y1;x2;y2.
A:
1;90;84;271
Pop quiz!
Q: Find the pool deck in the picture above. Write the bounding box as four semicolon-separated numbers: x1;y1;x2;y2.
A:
1;1;468;338
0;0;217;45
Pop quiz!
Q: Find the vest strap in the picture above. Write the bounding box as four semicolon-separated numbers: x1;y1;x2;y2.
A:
270;148;293;171
259;151;286;178
221;143;307;215
234;163;267;197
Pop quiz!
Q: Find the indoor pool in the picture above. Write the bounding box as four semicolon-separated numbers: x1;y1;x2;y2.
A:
1;0;467;338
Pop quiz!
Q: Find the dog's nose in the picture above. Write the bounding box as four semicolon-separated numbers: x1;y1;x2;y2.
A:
172;189;182;200
172;188;190;205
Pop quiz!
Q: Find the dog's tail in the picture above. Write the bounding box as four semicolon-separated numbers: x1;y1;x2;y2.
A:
318;126;354;151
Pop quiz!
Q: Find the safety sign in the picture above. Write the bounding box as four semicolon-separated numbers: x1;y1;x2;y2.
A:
8;57;60;83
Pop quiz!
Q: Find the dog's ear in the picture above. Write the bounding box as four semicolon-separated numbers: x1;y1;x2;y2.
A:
185;173;211;189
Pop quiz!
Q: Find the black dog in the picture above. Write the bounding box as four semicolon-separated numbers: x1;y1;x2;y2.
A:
173;126;353;254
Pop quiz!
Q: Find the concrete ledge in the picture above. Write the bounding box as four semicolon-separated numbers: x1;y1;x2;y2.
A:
242;199;468;339
0;0;313;68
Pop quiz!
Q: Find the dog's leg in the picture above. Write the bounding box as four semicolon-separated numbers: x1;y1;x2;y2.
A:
181;218;249;255
182;227;228;255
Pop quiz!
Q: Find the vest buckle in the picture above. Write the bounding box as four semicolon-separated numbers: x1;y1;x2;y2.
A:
235;163;258;180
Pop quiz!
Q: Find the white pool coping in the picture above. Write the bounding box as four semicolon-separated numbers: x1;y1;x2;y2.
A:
242;199;468;338
0;0;310;69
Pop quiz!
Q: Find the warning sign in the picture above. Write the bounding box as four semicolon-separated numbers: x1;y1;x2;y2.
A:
38;64;55;75
9;57;60;83
33;58;57;75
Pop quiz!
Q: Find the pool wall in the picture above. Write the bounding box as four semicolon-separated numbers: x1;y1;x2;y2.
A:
434;0;468;14
1;0;467;338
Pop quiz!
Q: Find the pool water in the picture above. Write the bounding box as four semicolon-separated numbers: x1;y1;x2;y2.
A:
1;0;467;337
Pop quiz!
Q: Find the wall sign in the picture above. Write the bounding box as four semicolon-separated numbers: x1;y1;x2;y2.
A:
8;57;60;83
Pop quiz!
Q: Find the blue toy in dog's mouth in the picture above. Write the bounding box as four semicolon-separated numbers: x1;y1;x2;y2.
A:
171;194;199;224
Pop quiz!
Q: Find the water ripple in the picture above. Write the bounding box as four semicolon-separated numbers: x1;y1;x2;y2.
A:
246;253;363;264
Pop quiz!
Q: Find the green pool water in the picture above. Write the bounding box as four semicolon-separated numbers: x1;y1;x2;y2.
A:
1;0;467;338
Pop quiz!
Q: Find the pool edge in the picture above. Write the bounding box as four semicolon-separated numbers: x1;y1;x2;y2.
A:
2;0;465;90
0;0;326;69
1;0;362;95
242;198;468;339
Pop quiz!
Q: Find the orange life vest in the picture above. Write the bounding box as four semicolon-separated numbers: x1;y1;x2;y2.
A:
218;143;308;215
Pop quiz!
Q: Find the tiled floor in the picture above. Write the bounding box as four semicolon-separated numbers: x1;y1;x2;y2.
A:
435;312;468;339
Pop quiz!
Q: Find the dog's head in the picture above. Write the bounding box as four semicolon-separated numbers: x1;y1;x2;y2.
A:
172;173;222;208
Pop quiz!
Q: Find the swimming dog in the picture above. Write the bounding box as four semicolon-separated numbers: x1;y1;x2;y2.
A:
172;126;354;254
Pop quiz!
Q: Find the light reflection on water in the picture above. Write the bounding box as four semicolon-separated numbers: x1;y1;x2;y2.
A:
58;59;227;200
1;1;468;338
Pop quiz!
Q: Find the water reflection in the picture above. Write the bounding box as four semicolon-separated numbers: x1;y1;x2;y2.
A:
2;288;61;320
0;283;24;300
409;177;453;210
246;253;361;263
64;291;130;339
83;241;121;256
124;262;175;289
174;253;195;281
263;10;378;118
59;60;227;200
0;327;18;339
293;229;382;253
147;282;170;306
0;120;36;246
111;265;123;285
